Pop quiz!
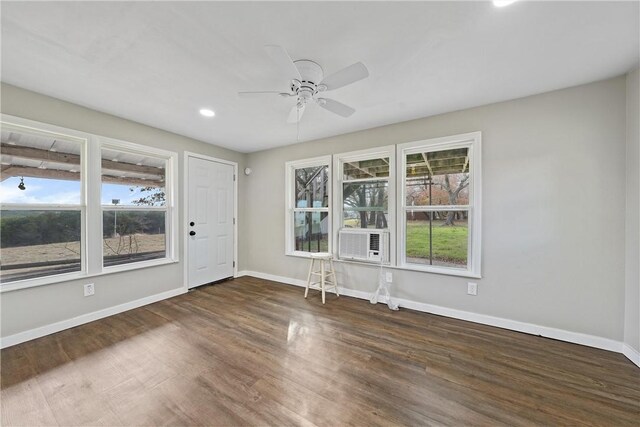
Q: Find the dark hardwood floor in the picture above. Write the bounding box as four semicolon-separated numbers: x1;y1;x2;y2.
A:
1;276;639;426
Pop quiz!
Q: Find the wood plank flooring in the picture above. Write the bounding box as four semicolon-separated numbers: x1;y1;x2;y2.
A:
1;276;639;426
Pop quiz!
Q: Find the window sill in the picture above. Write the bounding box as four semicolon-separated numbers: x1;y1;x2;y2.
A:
102;257;178;275
0;258;179;293
394;263;481;279
0;271;87;293
285;251;332;259
285;253;481;279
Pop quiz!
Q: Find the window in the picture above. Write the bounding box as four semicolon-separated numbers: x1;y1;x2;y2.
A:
342;161;389;229
333;146;396;261
399;132;481;277
0;115;178;291
0;122;86;283
285;156;331;256
286;133;481;277
100;143;173;268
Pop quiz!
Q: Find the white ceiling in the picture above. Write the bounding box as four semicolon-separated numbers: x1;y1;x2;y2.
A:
1;1;638;153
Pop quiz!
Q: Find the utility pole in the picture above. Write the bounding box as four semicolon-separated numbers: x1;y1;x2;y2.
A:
112;199;120;237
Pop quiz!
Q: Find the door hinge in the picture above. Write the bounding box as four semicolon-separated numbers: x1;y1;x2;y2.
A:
233;174;236;181
233;261;236;267
233;218;236;225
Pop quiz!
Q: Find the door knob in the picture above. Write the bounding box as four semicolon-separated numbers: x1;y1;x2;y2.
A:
189;231;196;236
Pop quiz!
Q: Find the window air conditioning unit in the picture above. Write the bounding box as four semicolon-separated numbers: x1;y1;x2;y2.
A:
338;229;390;263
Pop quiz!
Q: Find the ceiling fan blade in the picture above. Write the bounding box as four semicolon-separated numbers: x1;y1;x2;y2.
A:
317;98;355;118
320;62;369;91
287;104;306;123
238;91;290;98
264;45;301;80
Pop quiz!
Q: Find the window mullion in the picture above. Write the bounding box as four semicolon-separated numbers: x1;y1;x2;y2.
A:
86;136;103;275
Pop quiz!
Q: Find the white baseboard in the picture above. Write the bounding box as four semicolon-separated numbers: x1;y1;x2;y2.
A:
622;344;640;368
5;271;638;370
237;270;638;365
0;287;186;349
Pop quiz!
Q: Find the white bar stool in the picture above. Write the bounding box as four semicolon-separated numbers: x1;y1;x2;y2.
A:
305;253;339;304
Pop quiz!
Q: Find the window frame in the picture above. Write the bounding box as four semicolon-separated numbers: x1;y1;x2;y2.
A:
0;114;178;292
333;145;396;262
284;155;332;257
98;136;178;274
397;132;482;278
0;118;89;290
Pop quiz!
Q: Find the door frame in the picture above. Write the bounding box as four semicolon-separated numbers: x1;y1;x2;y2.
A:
183;152;238;291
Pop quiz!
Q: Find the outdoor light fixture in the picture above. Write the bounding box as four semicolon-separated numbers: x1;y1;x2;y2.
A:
18;177;26;191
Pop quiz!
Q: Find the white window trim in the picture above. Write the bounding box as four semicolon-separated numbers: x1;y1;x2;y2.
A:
0;115;179;292
397;131;482;278
332;145;396;263
99;136;179;273
1;116;89;291
285;155;332;258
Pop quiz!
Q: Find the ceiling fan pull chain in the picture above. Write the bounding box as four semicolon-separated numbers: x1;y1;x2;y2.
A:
296;108;300;143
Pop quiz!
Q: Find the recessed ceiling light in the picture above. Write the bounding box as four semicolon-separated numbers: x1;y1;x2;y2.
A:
199;108;215;117
493;0;517;6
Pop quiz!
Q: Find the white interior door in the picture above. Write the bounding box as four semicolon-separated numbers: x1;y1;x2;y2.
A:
187;156;235;289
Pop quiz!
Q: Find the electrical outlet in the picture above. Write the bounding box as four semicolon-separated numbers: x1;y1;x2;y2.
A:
385;272;393;283
84;283;95;297
467;282;478;296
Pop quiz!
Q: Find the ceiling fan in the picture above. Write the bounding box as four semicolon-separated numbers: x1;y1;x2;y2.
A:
238;45;369;123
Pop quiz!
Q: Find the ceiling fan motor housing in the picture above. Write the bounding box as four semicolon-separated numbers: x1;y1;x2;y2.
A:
291;60;326;106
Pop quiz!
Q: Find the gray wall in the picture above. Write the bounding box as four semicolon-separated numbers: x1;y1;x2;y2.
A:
0;83;247;337
243;76;628;341
625;69;640;353
2;75;634;347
